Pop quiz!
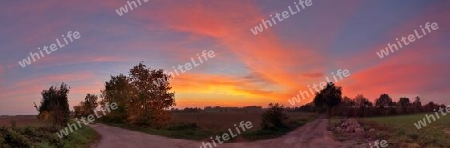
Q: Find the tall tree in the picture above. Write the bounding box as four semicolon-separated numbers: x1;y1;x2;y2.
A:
375;94;393;115
398;97;411;107
84;94;98;114
100;74;132;122
398;97;411;114
313;82;342;116
128;63;175;127
37;83;70;125
375;94;393;108
413;96;422;112
354;94;371;117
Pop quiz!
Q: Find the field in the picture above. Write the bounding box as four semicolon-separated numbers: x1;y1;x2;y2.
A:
103;111;318;141
0;115;44;127
359;113;450;147
0;115;99;148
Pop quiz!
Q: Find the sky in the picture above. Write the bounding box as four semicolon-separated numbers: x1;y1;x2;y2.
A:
0;0;449;115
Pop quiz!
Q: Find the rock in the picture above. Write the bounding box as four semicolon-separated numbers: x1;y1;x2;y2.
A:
345;126;354;132
354;127;364;133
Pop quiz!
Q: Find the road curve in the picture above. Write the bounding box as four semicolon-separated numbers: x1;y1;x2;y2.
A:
90;118;358;148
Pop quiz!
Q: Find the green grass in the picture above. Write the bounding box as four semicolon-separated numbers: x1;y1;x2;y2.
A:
0;120;99;148
101;122;214;141
359;113;450;147
60;123;99;148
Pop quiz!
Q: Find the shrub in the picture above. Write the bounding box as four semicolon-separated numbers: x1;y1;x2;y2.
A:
166;123;198;131
2;127;33;148
261;103;289;130
0;134;4;146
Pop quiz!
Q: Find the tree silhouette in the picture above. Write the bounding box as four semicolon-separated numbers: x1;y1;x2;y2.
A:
313;82;342;116
375;94;393;108
261;103;288;130
84;94;98;111
375;94;393;115
398;97;411;107
37;83;70;126
398;97;411;113
413;96;422;112
354;94;371;117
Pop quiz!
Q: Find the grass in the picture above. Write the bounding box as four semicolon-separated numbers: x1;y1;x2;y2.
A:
359;113;450;147
0;115;99;148
101;112;318;142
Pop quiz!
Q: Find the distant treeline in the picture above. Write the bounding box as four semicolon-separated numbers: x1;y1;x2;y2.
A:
170;106;264;113
295;93;444;117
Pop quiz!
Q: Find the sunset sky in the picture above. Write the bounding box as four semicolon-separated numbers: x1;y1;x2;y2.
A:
0;0;449;115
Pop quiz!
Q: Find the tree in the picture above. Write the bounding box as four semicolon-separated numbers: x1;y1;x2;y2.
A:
261;103;289;130
354;94;371;117
398;97;411;107
398;97;411;114
342;96;355;107
413;96;422;112
375;94;393;115
37;83;70;126
84;94;98;112
313;82;342;116
375;94;393;108
100;74;133;123
128;63;176;127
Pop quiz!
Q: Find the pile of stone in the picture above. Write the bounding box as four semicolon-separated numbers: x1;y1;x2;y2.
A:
334;118;365;134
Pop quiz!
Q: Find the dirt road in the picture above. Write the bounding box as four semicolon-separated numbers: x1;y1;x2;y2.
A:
90;118;359;148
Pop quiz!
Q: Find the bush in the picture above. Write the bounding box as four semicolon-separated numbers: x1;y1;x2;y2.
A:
261;103;289;130
166;123;198;131
0;134;4;146
1;127;33;148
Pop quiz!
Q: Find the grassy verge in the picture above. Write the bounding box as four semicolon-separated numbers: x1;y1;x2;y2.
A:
241;113;318;141
100;112;318;142
0;121;99;148
100;122;214;141
356;113;450;147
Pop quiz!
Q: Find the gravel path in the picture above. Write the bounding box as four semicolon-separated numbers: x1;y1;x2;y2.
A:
90;117;359;148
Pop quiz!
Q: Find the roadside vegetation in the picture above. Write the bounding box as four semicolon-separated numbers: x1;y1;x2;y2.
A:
359;114;450;147
0;82;99;148
298;82;449;147
0;117;98;148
